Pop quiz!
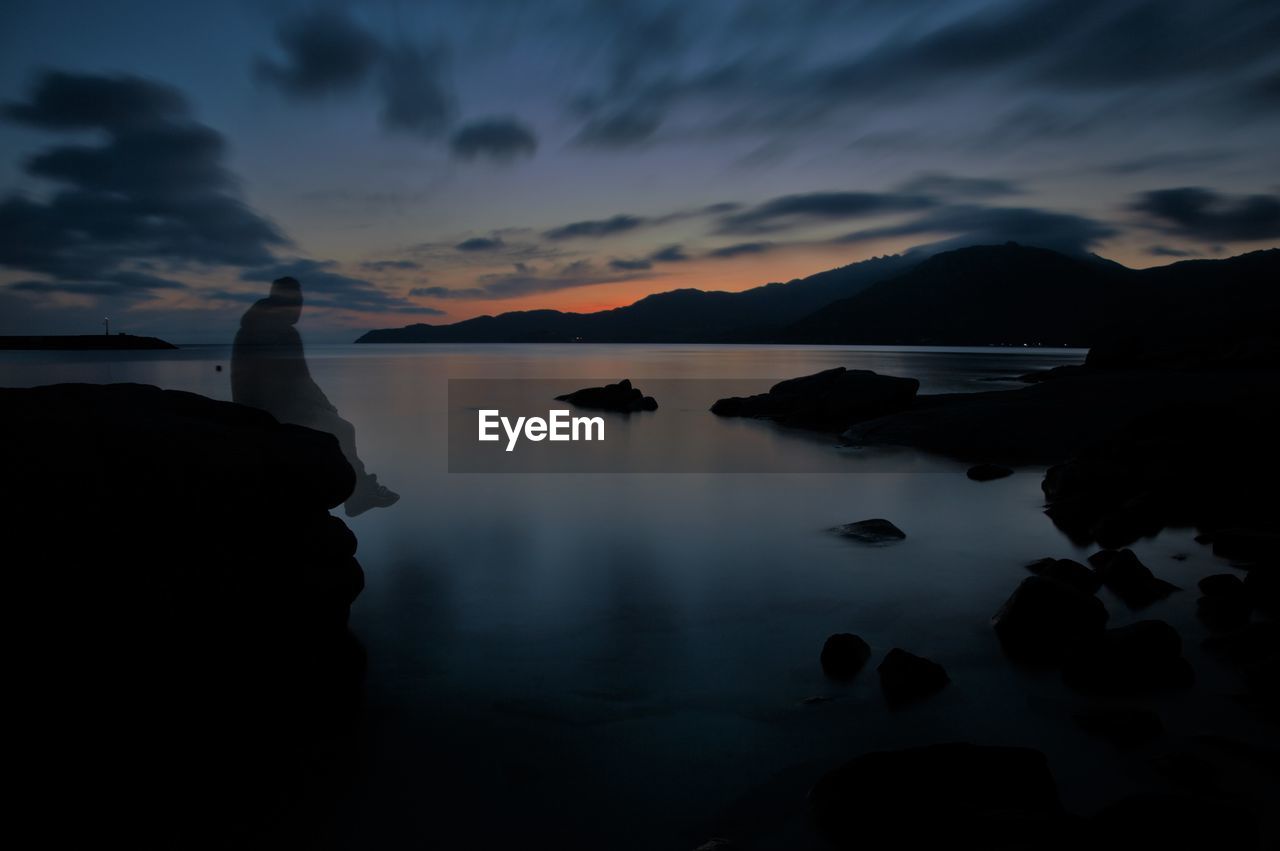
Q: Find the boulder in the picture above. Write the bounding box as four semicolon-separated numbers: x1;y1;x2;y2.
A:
968;462;1014;481
1212;528;1280;563
820;633;871;680
993;576;1108;663
1243;567;1278;615
877;648;949;705
711;367;918;430
1088;549;1180;609
1071;706;1164;748
1026;557;1102;594
1198;574;1245;596
1063;620;1193;694
809;743;1067;849
1196;573;1252;631
1090;793;1259;851
829;518;906;544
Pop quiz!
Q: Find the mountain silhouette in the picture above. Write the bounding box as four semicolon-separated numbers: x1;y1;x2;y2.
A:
356;245;1280;346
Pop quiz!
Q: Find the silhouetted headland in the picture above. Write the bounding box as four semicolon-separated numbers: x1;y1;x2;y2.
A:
0;333;177;350
6;382;364;845
555;378;657;412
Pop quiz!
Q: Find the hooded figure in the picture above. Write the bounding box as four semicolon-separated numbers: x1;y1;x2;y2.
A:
232;276;398;516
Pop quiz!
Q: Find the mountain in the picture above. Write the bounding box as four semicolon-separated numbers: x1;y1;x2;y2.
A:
355;253;913;343
780;244;1280;346
355;243;1280;346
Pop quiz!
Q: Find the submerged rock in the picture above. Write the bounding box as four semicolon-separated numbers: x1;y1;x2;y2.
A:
555;378;657;412
1063;620;1193;694
711;367;918;430
1026;557;1102;594
993;576;1108;663
830;518;906;544
877;648;949;704
809;742;1066;849
967;462;1014;481
1088;549;1180;609
820;633;871;680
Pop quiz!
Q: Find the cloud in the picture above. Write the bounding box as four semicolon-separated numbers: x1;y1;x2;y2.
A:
455;237;504;252
573;109;662;148
378;43;455;137
717;191;934;234
838;203;1117;254
608;258;652;271
707;241;775;259
1147;245;1193;257
1101;150;1230;175
241;258;444;314
449;117;538;162
543;214;646;241
1130;187;1280;242
416;260;646;300
1;71;286;299
360;259;422;271
254;8;382;97
649;244;689;263
896;173;1021;199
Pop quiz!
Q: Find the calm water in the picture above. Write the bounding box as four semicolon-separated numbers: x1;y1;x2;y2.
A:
3;344;1268;849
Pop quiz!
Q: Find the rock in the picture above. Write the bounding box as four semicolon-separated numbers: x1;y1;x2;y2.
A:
1199;574;1245;596
967;463;1013;481
1090;793;1259;851
877;648;949;705
555;378;657;412
692;840;736;850
1026;557;1102;594
820;633;871;680
1071;706;1164;748
4;383;365;843
1243;567;1278;615
1203;621;1280;667
809;743;1067;849
1063;620;1193;694
1088;549;1180;609
711;367;919;431
830;518;906;544
1211;528;1280;563
993;576;1108;663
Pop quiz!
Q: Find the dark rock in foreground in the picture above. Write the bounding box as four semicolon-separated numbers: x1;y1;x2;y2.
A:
4;383;364;844
877;648;949;704
809;743;1067;849
1071;706;1164;748
993;576;1108;663
711;367;918;430
1026;557;1102;594
1197;574;1252;631
820;633;871;680
829;517;906;544
1063;620;1193;694
967;462;1013;481
555;378;657;412
1091;793;1259;851
1088;549;1180;609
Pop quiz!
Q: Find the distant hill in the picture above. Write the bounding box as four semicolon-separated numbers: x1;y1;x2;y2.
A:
355;244;1280;346
780;244;1279;347
0;334;177;350
355;253;913;343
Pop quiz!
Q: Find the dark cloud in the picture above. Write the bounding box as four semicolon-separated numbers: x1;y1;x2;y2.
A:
378;43;455;137
1130;187;1280;242
838;203;1117;255
896;173;1021;199
455;237;504;252
609;258;652;271
1;71;286;299
1147;245;1193;257
1101;150;1230;175
543;214;645;241
417;260;645;300
707;241;775;259
649;244;688;263
360;259;422;271
449;117;538;162
573;109;662;148
717;191;934;234
241;259;444;314
254;9;382;97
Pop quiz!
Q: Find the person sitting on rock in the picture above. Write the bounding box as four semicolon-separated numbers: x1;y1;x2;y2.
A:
231;276;399;516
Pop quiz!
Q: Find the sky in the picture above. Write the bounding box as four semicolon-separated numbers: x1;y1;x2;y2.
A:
1;0;1278;342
